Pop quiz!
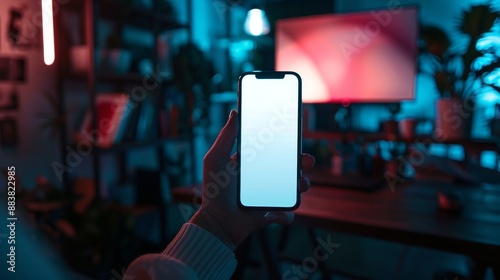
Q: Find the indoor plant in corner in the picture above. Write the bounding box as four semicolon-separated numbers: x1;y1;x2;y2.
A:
420;3;500;140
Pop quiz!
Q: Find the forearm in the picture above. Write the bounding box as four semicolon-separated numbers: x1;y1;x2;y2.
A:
126;223;237;280
163;223;237;279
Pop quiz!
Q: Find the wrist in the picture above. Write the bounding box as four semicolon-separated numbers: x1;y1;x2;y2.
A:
190;210;237;251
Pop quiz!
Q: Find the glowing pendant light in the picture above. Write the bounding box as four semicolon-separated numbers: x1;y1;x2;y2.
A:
42;0;55;65
244;8;270;36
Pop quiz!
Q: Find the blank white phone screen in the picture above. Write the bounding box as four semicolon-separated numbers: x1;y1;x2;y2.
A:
240;74;300;208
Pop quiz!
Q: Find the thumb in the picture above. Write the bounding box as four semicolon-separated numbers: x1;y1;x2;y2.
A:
206;110;238;161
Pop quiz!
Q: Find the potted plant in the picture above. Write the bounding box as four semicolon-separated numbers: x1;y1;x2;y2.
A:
172;42;216;136
419;3;500;140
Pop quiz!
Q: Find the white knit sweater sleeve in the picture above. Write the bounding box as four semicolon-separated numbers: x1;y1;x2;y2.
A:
125;223;238;280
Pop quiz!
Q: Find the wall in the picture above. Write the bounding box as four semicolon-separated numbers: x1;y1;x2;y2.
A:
0;0;58;188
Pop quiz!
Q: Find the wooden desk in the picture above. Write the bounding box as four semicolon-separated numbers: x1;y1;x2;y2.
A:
296;182;500;279
172;182;500;278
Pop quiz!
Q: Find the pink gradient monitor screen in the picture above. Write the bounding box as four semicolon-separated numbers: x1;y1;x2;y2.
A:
276;7;418;103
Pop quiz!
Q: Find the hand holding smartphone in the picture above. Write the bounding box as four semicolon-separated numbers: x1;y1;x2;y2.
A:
237;71;302;210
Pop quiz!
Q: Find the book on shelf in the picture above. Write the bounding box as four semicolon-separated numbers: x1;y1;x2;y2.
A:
75;93;131;148
121;100;141;143
159;109;168;138
135;94;156;142
114;100;134;144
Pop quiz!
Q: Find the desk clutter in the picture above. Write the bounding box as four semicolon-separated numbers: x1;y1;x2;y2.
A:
303;168;383;191
305;139;408;191
304;134;500;191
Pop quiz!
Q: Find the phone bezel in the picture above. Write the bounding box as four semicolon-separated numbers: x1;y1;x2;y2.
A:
237;71;302;211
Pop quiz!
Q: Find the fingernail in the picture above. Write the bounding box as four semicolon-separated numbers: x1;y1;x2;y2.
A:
229;109;236;118
265;212;279;222
304;177;311;186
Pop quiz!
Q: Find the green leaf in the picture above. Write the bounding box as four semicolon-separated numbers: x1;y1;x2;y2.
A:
475;60;500;76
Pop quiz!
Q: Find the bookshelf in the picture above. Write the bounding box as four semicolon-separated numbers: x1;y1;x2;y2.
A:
56;0;194;202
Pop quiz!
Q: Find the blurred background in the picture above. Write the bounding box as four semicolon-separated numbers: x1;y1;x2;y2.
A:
0;0;499;279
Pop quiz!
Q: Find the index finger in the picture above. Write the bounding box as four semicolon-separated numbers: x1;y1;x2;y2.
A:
301;153;315;170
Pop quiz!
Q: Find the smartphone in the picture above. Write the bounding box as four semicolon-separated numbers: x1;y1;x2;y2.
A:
237;71;302;210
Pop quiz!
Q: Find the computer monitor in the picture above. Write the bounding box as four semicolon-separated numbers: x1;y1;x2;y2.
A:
276;6;418;103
